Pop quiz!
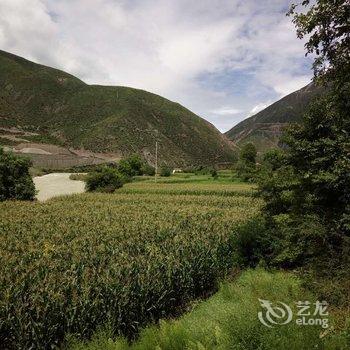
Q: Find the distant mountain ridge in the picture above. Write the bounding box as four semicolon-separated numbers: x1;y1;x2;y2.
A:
225;83;325;152
0;50;236;167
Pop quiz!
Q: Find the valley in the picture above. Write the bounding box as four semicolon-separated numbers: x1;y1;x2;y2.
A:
0;0;349;348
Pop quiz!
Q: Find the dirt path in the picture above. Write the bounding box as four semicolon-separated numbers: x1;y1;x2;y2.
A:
34;173;85;201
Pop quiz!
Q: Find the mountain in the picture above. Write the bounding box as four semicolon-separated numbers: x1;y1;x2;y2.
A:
225;83;325;153
0;50;236;167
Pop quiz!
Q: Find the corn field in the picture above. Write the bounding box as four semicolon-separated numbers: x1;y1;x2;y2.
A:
0;182;261;349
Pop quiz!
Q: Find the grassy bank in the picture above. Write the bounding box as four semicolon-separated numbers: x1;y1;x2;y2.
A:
70;269;349;350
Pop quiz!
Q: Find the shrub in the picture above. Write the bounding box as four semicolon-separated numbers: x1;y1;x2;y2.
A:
194;165;209;175
141;163;155;176
85;167;124;193
69;173;87;181
160;164;171;177
257;93;350;268
118;155;143;177
234;214;331;269
182;166;197;173
118;159;133;179
210;168;218;179
127;154;143;175
233;216;271;267
182;165;219;176
0;147;36;201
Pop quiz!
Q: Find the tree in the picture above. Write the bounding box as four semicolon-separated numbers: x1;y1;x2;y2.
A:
236;143;257;182
0;148;36;201
288;0;350;85
254;0;350;267
240;143;257;164
262;149;286;172
286;0;350;230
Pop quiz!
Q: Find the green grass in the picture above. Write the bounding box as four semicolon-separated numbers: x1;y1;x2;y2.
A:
134;171;241;185
69;269;350;350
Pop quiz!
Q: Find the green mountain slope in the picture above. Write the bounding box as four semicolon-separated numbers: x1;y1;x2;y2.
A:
0;50;236;166
225;83;325;152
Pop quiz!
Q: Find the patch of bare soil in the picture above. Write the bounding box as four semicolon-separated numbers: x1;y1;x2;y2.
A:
33;173;85;201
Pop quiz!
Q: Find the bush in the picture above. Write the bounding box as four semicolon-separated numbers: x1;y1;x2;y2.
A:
127;154;143;175
160;164;171;177
0;147;36;201
118;155;143;177
182;166;197;173
141;163;155;176
233;217;271;267
85;167;124;193
234;214;332;269
210;168;218;179
69;173;87;181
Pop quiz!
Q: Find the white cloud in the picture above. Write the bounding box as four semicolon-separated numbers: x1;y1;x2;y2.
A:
212;107;243;115
0;0;312;132
249;102;271;116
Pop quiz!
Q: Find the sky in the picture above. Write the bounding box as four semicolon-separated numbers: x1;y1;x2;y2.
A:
0;0;313;132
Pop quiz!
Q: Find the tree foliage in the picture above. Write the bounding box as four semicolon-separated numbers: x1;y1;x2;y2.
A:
240;142;257;164
236;143;257;182
141;163;155;176
160;164;171;177
0;148;36;201
85;166;124;193
118;154;143;178
288;0;350;84
253;0;350;267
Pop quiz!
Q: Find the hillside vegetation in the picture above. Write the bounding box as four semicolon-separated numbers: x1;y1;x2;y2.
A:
0;50;235;166
225;83;325;152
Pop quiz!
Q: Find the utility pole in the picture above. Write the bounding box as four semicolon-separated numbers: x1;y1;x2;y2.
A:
155;141;158;183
